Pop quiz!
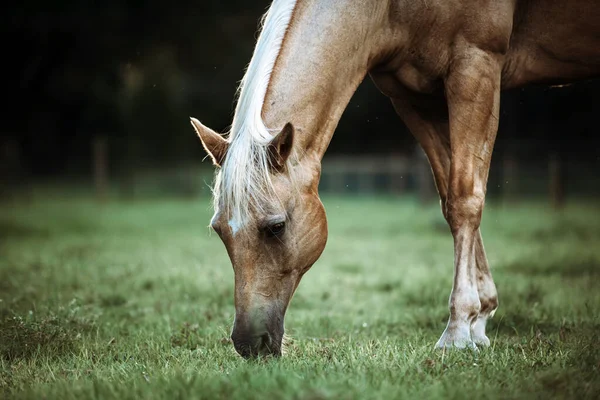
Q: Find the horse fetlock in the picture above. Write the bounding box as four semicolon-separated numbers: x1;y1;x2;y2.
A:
449;292;481;322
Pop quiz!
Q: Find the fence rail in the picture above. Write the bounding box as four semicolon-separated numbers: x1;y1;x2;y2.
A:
2;136;599;207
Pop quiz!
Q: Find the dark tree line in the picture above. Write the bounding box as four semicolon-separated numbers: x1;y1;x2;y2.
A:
3;0;599;179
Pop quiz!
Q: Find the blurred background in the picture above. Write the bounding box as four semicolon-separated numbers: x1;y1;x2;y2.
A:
2;0;599;205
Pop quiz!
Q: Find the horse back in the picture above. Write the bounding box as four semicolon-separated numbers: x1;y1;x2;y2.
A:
382;0;600;90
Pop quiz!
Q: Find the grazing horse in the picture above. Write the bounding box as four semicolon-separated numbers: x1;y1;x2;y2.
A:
191;0;600;357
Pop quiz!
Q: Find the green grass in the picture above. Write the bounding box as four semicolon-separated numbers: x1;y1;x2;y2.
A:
1;193;599;399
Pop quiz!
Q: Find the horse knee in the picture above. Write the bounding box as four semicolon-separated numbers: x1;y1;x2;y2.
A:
449;289;481;321
446;192;485;233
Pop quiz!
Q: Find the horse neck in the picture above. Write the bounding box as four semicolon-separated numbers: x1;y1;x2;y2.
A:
261;0;390;162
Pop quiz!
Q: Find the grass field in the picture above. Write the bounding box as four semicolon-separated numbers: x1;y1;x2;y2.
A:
1;193;599;399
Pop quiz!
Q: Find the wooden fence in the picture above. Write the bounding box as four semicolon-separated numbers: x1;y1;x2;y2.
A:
0;137;589;210
319;150;436;203
319;149;575;209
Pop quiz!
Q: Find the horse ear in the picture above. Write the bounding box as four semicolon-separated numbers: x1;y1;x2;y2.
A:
268;123;295;171
190;117;229;167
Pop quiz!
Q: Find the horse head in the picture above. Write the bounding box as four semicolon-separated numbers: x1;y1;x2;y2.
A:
192;117;328;357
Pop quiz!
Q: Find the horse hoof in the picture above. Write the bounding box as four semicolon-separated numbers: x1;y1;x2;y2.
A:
435;328;477;350
472;334;491;347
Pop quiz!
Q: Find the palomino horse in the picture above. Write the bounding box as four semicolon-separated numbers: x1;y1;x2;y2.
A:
191;0;600;357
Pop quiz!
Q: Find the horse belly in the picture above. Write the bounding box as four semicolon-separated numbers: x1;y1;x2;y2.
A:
503;0;600;88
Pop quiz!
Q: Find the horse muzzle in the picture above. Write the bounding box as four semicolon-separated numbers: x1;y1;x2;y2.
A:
230;305;284;358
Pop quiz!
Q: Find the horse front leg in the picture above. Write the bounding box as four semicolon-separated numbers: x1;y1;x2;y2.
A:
388;80;499;348
436;49;502;349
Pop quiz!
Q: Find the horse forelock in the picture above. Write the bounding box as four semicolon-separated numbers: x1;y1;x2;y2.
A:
212;0;298;227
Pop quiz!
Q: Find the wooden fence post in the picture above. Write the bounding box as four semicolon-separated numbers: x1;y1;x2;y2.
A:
356;158;376;193
389;154;407;195
549;152;565;210
93;136;109;203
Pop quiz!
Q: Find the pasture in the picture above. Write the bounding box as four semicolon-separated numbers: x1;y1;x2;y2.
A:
1;192;599;399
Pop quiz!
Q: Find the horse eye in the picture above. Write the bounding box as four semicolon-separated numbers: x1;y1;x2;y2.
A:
267;222;286;237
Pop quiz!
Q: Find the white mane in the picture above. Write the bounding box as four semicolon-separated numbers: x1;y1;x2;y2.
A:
214;0;297;225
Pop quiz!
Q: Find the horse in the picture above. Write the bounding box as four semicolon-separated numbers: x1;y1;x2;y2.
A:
190;0;600;357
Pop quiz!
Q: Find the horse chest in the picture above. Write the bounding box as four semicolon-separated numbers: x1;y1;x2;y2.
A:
394;63;440;94
370;64;442;99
